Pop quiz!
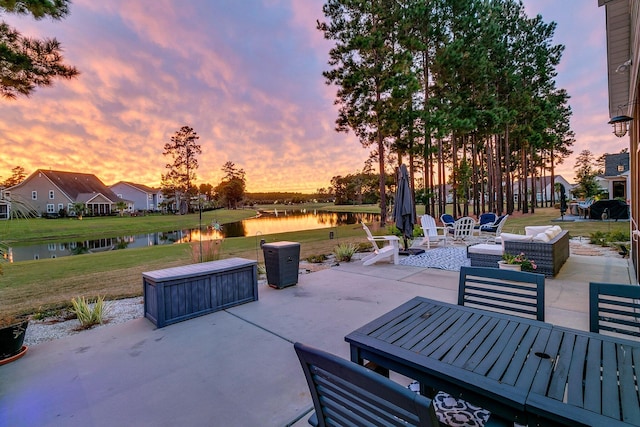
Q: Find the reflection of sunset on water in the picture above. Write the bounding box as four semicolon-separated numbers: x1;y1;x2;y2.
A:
7;211;380;261
175;211;379;242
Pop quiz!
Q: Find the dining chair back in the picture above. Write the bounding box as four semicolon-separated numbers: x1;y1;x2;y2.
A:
458;266;545;321
294;342;440;427
589;282;640;338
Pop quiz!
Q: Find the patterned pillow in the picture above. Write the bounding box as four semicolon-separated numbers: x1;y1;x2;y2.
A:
407;382;491;427
433;391;491;427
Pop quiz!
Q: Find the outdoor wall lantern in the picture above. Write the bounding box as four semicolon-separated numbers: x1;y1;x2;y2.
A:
608;114;633;138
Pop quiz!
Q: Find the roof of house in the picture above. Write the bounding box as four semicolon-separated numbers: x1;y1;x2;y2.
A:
604;152;630;176
110;181;159;194
514;175;574;189
25;169;121;202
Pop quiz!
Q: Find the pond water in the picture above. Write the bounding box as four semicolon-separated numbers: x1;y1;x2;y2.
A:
3;209;380;262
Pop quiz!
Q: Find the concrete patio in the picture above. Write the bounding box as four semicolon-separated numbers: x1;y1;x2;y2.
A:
0;253;633;427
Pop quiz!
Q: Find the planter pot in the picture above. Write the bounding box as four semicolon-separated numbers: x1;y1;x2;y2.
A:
0;319;29;364
498;261;522;271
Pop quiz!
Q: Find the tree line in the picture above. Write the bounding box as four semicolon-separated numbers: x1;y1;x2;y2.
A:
318;0;574;223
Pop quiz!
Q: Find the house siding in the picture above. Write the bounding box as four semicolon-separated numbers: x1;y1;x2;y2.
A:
110;182;161;212
8;170;119;217
8;171;73;215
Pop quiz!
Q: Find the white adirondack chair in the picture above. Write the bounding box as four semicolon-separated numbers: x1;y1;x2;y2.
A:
360;222;400;266
419;214;448;248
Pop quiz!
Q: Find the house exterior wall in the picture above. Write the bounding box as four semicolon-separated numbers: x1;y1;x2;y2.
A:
601;0;640;283
513;175;573;204
629;0;639;284
110;182;161;212
8;171;73;215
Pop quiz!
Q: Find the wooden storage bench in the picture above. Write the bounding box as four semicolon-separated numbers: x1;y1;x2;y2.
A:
143;257;258;328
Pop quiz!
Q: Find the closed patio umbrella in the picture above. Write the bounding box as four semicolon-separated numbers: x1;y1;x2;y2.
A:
393;164;419;255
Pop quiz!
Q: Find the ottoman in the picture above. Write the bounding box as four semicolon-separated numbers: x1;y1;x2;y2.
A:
467;243;503;268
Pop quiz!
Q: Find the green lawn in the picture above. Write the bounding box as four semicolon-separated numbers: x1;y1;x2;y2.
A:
0;205;629;317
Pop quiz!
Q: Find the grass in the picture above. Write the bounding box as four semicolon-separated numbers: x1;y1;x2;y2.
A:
0;205;629;317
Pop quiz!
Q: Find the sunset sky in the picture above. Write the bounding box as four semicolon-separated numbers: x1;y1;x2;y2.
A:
0;1;621;193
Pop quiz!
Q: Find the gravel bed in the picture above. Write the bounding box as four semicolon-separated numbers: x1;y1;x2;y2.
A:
24;297;146;346
23;260;336;346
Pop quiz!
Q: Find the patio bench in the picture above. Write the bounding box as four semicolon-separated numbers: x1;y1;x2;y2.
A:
143;257;258;328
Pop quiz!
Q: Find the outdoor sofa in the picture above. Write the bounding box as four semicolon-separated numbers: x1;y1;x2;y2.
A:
468;225;570;277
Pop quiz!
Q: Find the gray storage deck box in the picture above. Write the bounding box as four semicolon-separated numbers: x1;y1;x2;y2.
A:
143;257;257;328
262;241;300;289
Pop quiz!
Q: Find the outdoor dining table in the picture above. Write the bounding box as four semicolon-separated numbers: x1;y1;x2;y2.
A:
344;296;640;426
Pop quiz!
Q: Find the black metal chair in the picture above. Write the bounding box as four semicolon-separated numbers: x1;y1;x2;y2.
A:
589;282;640;338
294;342;440;427
458;266;546;321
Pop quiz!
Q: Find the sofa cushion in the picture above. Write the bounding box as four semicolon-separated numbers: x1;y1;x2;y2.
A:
500;233;532;250
525;225;553;236
468;243;504;256
533;232;551;242
545;229;557;239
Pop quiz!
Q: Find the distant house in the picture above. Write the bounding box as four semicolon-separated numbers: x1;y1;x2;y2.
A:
597;152;630;202
0;187;9;219
6;169;121;217
110;181;162;213
513;175;574;204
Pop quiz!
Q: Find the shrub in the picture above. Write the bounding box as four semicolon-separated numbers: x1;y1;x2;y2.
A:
306;254;328;263
589;231;607;246
590;230;630;247
333;243;358;262
71;296;109;329
355;242;371;252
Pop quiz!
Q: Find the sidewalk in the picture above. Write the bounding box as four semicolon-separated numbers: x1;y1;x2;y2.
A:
0;254;632;427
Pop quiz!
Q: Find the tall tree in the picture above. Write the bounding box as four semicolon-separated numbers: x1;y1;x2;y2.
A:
161;126;201;214
215;161;246;209
318;0;406;224
1;165;26;187
573;149;601;199
1;0;79;99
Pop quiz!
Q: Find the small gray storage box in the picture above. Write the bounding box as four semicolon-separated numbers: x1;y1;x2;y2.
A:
262;241;300;289
143;257;257;328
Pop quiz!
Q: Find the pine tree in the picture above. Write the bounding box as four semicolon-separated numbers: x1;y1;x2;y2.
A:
1;0;79;99
161;126;202;214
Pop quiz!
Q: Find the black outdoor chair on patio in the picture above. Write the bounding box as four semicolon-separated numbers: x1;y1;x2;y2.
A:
589;282;640;338
458;266;546;321
294;342;440;427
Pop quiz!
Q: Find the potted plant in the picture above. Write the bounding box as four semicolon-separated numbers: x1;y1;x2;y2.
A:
0;313;29;365
499;252;537;272
0;264;29;365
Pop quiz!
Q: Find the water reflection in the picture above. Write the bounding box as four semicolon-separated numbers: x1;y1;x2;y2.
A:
2;210;379;262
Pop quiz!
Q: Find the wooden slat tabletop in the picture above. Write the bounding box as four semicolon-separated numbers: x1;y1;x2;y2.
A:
345;297;552;424
527;326;640;426
346;296;640;427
